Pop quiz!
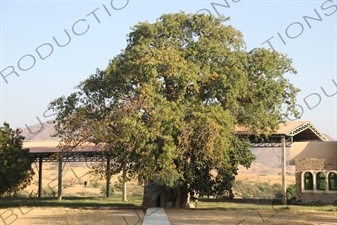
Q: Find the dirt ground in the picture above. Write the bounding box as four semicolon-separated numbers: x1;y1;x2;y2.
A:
1;207;336;225
0;207;145;225
165;208;337;225
4;160;330;225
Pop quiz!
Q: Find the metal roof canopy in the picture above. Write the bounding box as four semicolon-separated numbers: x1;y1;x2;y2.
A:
237;121;328;148
29;151;109;162
25;141;109;162
25;120;329;204
27;121;329;159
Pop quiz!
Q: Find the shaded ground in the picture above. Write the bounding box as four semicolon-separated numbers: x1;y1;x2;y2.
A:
2;206;336;225
0;207;144;225
0;196;141;208
165;208;337;225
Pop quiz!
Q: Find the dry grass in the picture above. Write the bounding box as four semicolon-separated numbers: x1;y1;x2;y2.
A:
165;208;337;225
235;173;295;186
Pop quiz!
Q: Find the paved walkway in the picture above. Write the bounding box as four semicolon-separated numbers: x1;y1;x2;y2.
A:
142;207;171;225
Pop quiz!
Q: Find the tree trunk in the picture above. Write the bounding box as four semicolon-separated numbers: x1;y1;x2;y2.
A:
174;187;188;207
180;191;188;207
174;187;181;207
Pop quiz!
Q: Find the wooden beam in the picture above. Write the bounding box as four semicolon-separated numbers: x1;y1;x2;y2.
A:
57;156;62;201
38;156;43;198
122;162;127;201
106;155;110;197
281;135;287;205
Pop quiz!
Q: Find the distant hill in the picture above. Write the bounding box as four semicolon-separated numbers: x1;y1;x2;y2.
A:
21;121;59;141
238;147;295;175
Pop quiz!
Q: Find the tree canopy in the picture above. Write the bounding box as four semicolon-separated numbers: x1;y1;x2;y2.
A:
0;122;35;196
49;12;300;205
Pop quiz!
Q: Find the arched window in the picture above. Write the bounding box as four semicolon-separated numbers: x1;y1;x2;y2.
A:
328;172;337;190
304;172;313;190
316;172;326;190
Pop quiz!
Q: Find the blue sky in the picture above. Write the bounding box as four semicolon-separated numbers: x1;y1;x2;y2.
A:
0;0;336;139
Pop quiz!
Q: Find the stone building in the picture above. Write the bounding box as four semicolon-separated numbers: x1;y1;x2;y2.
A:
290;142;337;204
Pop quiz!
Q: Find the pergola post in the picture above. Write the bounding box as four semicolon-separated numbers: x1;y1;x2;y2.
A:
106;154;110;197
281;135;287;205
57;156;63;201
38;156;43;198
122;162;127;201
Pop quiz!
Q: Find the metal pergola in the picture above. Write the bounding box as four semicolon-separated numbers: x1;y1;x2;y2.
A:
28;149;127;201
27;121;328;205
30;151;109;162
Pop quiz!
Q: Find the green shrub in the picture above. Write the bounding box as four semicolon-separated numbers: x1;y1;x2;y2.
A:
131;193;143;197
272;183;282;198
286;184;296;200
291;199;322;206
42;187;56;197
100;184;114;196
234;181;282;199
12;190;30;197
91;182;100;188
76;191;87;197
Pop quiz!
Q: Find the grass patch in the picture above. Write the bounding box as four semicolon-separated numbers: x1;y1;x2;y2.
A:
91;182;100;188
2;196;334;212
0;196;143;209
195;198;336;212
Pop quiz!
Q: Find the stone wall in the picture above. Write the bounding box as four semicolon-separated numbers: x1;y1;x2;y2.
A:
295;158;337;204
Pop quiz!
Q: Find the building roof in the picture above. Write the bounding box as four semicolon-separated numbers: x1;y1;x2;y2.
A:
23;141;97;153
23;141;106;161
24;121;328;157
234;121;328;142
